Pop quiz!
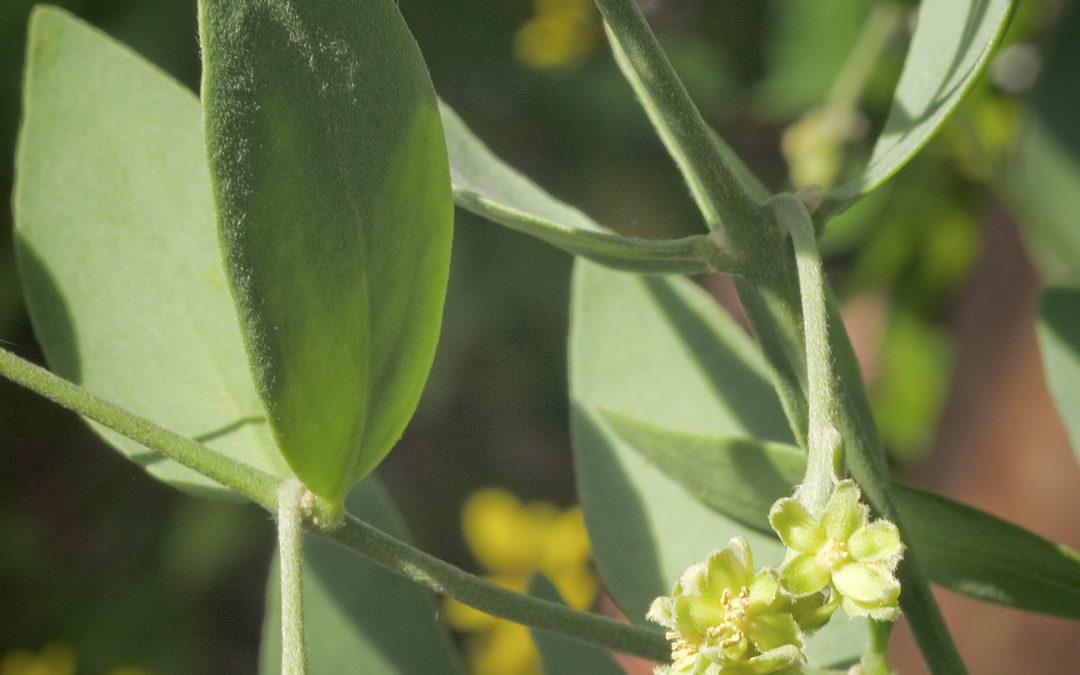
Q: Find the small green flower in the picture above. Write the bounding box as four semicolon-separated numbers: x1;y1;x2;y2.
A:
769;480;904;621
647;537;804;675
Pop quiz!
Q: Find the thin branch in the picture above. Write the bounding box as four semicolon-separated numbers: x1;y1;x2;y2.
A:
592;0;763;237
328;513;670;661
0;346;669;663
0;347;280;510
278;479;308;675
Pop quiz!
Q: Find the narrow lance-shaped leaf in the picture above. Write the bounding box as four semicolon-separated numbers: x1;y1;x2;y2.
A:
14;7;289;498
261;477;465;674
199;0;453;506
600;413;1080;620
825;0;1014;212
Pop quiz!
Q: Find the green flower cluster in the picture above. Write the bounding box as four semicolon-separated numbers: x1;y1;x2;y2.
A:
770;480;904;622
647;482;904;674
647;538;817;674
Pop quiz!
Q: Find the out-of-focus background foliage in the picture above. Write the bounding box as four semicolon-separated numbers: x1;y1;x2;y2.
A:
1;1;1078;673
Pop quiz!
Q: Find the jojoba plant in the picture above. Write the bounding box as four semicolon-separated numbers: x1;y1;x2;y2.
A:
3;1;1079;674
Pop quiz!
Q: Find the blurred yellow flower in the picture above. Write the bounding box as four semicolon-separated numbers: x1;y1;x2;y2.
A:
0;644;74;675
515;0;600;72
444;488;597;675
0;644;147;675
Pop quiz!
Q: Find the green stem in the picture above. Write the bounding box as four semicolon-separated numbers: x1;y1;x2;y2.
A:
329;513;670;661
771;193;839;513
454;189;743;275
0;346;668;663
591;0;763;237
862;620;897;675
736;248;969;674
278;479;307;675
0;347;280;510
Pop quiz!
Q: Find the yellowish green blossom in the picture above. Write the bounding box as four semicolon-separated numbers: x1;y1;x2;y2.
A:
769;480;904;621
442;488;597;675
514;0;600;72
0;644;147;675
646;537;805;675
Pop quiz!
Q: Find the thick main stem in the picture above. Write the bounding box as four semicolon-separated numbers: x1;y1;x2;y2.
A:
278;479;307;675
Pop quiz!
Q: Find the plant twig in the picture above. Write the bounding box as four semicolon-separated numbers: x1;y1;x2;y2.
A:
278;478;307;675
862;620;897;675
734;236;970;674
329;512;671;661
771;193;840;513
0;346;669;663
0;347;281;510
591;0;763;237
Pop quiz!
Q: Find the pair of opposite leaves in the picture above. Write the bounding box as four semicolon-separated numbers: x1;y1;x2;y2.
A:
17;1;451;508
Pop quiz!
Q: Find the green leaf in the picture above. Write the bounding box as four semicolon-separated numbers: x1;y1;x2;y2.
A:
13;7;288;498
199;0;453;506
827;0;1014;208
441;102;715;274
894;484;1080;620
1037;288;1080;463
568;260;864;667
1007;2;1080;284
599;416;1080;619
260;477;464;674
599;408;803;532
527;575;625;675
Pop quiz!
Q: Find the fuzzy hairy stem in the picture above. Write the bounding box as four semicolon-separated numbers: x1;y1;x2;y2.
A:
278;478;307;675
0;346;669;663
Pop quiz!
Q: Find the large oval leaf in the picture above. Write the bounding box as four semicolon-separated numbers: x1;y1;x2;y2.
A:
826;0;1014;209
260;477;464;674
199;0;453;506
14;7;288;497
568;260;865;668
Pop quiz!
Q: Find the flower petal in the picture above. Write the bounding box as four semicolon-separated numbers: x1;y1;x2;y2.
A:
790;587;840;631
748;569;780;611
822;480;867;541
674;596;727;639
743;644;805;674
842;592;901;622
704;541;751;594
646;596;677;630
674;559;709;596
833;561;900;603
849;519;904;568
747;612;801;652
769;498;825;553
780;553;831;596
